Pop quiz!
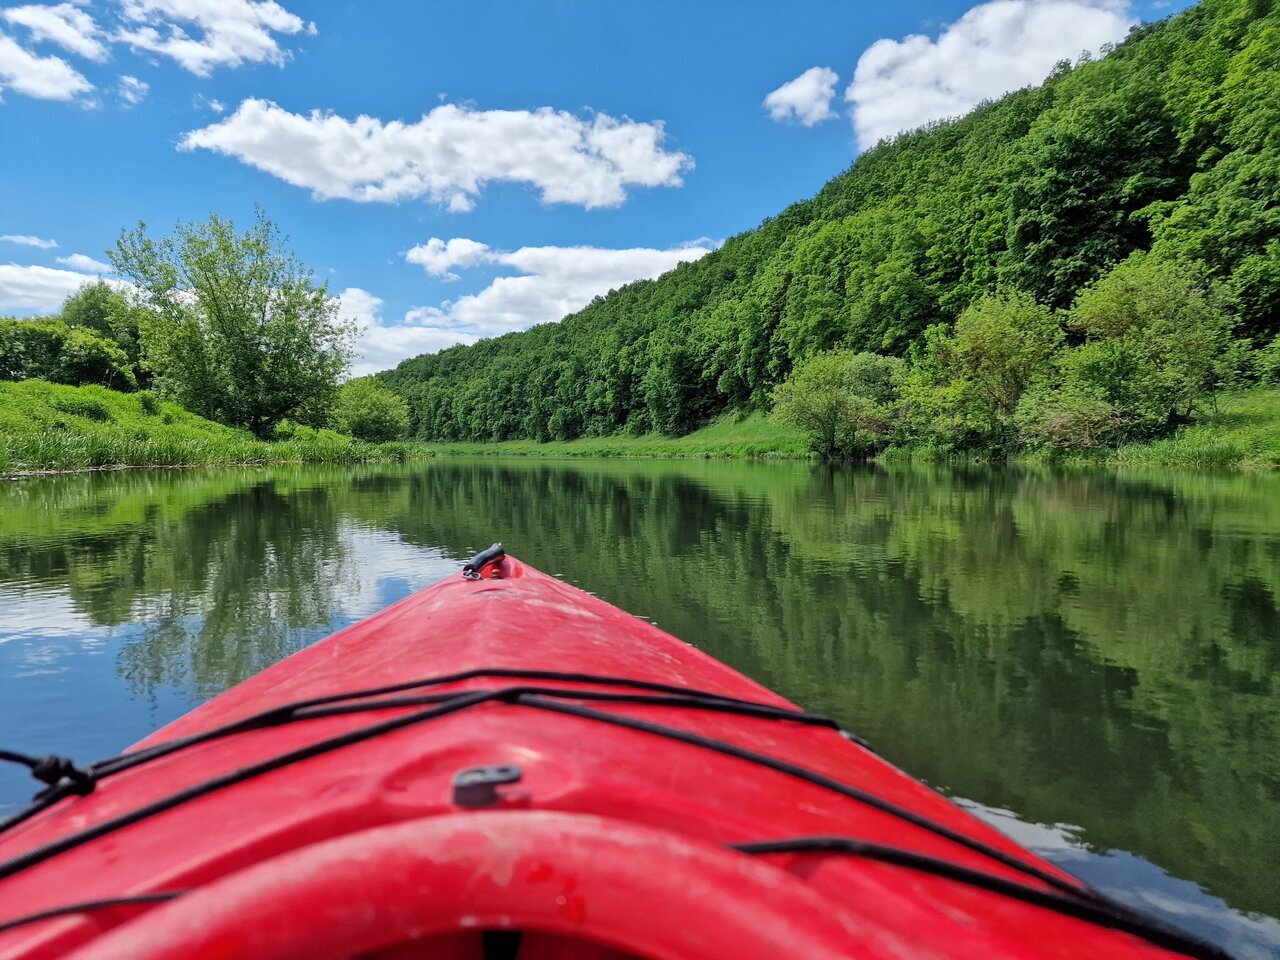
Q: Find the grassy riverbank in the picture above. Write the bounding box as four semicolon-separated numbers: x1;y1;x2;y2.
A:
6;381;1275;473
0;380;415;475
428;413;813;460
428;388;1280;468
1103;388;1280;468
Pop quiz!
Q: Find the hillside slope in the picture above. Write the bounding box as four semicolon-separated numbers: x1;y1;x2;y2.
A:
382;0;1279;443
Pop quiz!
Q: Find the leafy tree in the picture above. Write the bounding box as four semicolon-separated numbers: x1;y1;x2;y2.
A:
110;210;356;438
1067;254;1237;417
329;379;410;442
900;292;1063;449
1003;71;1192;307
0;317;136;390
1017;255;1239;446
60;281;146;379
57;328;138;390
1257;334;1280;383
0;318;61;381
771;351;902;458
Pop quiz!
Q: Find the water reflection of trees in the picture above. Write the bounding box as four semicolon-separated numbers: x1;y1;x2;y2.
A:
0;460;1276;913
0;470;352;697
385;460;1280;915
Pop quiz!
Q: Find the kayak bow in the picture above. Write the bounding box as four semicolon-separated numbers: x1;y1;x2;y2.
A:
0;547;1228;959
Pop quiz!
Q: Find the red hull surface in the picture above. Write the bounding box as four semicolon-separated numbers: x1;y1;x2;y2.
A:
0;553;1224;959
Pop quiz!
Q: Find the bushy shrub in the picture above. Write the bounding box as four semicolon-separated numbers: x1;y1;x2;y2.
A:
898;291;1063;452
1257;336;1280;385
55;329;137;391
271;418;301;441
329;380;410;442
771;351;903;458
1016;386;1125;450
1064;253;1237;421
1016;256;1244;450
0;317;135;390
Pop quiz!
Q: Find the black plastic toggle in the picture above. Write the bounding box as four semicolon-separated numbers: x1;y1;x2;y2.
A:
462;543;505;581
452;764;522;807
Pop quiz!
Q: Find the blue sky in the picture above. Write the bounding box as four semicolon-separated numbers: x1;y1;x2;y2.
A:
0;0;1194;375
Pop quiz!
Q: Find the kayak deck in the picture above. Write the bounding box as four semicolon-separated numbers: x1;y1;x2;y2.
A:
0;553;1225;959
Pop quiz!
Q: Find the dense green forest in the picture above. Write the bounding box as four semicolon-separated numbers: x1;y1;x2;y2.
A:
381;0;1280;451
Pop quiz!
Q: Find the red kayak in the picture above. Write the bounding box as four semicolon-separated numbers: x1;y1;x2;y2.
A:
0;547;1226;959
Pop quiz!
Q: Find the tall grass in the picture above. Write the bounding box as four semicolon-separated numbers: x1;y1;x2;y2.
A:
1105;388;1280;468
0;381;418;475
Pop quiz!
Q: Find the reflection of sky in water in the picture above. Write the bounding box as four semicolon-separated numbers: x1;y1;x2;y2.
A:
958;797;1280;960
0;525;455;816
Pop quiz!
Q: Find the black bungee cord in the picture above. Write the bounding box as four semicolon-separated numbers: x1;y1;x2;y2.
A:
0;676;1232;959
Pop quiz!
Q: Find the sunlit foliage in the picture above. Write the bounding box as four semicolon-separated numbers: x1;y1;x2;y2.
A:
382;0;1279;450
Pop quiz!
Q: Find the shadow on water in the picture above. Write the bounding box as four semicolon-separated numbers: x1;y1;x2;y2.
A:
0;459;1276;956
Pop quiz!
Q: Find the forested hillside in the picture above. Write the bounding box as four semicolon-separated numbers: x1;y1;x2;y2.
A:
381;0;1279;443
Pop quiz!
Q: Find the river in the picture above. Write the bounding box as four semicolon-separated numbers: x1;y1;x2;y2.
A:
0;458;1276;957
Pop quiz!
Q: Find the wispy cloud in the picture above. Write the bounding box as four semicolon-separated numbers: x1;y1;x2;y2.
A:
115;0;316;76
2;3;107;61
345;238;717;376
0;29;92;101
0;234;57;249
0;263;100;310
402;238;717;337
338;287;478;379
117;74;148;105
0;0;315;105
56;252;112;272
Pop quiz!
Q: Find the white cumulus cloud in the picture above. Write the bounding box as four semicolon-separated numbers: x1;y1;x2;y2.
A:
404;238;494;281
334;286;383;329
0;263;101;310
56;252;112;272
179;99;693;211
2;2;107;61
351;324;479;379
0;234;57;249
117;74;148;104
337;287;478;379
0;29;92;100
763;66;840;126
402;238;717;338
116;0;315;76
846;0;1135;149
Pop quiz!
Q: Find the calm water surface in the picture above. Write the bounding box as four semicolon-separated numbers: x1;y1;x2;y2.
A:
0;459;1277;957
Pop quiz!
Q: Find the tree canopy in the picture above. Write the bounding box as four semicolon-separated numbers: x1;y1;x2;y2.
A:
110;210;356;438
0;315;136;391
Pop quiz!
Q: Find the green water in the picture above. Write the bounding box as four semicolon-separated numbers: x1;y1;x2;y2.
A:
1;459;1277;957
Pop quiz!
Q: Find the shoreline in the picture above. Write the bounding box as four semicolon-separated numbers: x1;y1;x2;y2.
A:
5;384;1276;476
423;387;1280;471
1;451;422;480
